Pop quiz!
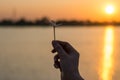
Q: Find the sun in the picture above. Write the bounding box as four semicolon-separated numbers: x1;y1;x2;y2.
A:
105;5;115;14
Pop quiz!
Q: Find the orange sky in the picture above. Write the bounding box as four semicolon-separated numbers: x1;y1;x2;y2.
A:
0;0;120;21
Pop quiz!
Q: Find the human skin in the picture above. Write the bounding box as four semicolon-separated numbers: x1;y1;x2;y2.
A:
52;40;84;80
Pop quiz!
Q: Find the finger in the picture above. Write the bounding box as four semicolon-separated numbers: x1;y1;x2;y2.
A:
54;54;62;71
51;49;56;53
54;61;60;69
56;40;78;54
54;54;60;68
52;40;67;56
54;54;60;62
54;61;62;72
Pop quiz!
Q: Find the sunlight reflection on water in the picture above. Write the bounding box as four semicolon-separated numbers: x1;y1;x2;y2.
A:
100;27;114;80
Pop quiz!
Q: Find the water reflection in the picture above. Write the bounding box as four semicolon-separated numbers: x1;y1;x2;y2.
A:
100;27;114;80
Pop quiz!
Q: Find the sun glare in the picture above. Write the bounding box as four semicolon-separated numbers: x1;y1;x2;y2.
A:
105;5;115;14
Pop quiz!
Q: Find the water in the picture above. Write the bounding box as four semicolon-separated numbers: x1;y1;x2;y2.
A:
0;26;120;80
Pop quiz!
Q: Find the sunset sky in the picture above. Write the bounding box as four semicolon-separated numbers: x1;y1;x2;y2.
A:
0;0;120;21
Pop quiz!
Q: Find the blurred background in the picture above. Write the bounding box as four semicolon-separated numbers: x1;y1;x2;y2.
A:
0;0;120;80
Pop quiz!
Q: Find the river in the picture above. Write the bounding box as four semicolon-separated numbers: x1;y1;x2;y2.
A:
0;26;120;80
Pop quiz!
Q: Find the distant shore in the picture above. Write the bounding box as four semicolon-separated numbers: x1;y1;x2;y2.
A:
0;17;120;27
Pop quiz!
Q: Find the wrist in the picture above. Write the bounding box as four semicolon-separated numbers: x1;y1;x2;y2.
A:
61;71;84;80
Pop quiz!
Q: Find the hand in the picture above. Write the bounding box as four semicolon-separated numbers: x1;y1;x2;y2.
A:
52;40;84;80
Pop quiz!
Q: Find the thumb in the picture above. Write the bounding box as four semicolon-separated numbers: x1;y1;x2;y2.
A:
52;40;67;56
